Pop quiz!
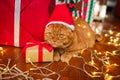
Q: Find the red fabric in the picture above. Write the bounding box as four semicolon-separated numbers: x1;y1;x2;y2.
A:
0;0;55;47
47;4;74;28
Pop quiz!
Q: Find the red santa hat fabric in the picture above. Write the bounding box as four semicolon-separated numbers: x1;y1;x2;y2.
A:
46;4;74;30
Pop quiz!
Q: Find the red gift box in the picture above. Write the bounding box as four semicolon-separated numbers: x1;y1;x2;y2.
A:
0;0;55;47
22;42;53;63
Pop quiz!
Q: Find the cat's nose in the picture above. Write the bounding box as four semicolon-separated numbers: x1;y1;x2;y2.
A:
53;38;57;42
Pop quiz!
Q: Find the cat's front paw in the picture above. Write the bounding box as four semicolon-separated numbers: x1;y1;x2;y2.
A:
53;52;60;61
61;53;72;64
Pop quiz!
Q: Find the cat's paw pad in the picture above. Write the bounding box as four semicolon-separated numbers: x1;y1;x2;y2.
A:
61;54;72;64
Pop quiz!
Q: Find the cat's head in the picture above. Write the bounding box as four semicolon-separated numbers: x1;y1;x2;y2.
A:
44;24;74;48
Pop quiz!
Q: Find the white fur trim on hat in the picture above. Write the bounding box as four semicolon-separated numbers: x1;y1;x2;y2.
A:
46;21;75;30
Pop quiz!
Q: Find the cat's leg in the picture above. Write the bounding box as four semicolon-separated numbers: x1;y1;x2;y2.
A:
61;50;81;64
53;51;61;61
61;52;73;64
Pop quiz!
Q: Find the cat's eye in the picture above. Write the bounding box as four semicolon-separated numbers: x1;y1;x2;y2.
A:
46;32;53;38
58;34;65;39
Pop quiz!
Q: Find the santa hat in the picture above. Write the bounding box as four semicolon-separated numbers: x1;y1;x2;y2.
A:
46;4;74;30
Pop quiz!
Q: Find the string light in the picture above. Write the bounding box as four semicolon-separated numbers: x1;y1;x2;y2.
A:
0;47;3;50
0;59;33;80
104;74;113;80
112;50;120;55
112;63;119;66
116;33;120;37
0;45;120;79
97;52;102;55
75;17;78;20
77;24;81;27
104;34;109;37
83;25;86;29
26;27;120;80
0;23;120;79
87;32;91;37
89;59;95;66
92;72;102;77
93;50;97;53
108;30;114;35
104;29;120;47
0;47;6;55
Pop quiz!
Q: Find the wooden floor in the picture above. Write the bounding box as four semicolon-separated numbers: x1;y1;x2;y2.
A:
0;15;120;80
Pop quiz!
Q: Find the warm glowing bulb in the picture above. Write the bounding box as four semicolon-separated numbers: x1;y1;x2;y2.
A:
116;33;120;37
107;42;111;45
105;74;113;80
92;72;102;77
92;72;102;75
0;47;5;55
0;47;3;50
83;25;86;28
75;17;78;19
106;51;110;53
104;34;109;37
106;68;109;72
113;39;118;43
105;51;110;56
110;39;113;42
105;53;109;56
112;51;116;55
105;61;110;65
112;63;118;66
109;30;113;35
89;60;95;65
116;37;119;40
94;50;97;53
87;32;91;37
1;51;4;55
110;36;113;39
30;68;34;71
98;52;102;55
77;24;81;27
115;44;118;46
92;72;97;75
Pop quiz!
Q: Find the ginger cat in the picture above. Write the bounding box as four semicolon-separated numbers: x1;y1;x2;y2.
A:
44;17;98;64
